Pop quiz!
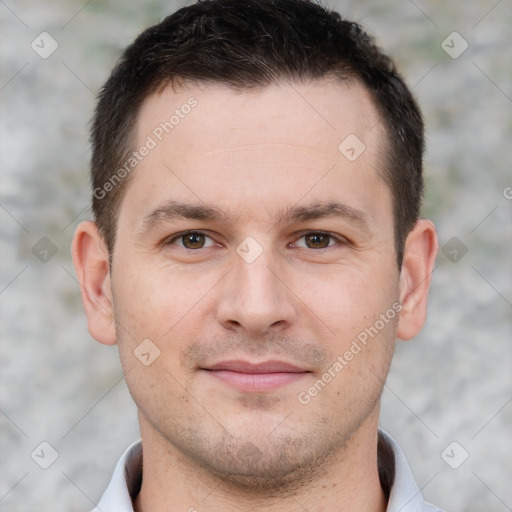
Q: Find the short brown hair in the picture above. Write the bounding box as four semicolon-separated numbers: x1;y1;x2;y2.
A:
91;0;424;267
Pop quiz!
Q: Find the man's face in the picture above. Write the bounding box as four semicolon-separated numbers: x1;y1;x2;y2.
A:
111;80;400;486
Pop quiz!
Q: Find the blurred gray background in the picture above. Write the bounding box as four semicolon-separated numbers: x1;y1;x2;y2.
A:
1;1;511;511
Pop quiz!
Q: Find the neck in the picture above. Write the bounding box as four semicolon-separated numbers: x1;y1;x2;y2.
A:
134;412;387;512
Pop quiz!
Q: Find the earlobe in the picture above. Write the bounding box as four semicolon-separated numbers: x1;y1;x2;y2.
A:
397;219;438;341
71;221;117;345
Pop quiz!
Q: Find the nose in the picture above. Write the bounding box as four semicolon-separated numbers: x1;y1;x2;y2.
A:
215;246;298;337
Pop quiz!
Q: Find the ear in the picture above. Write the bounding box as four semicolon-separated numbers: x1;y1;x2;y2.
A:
397;219;438;341
71;221;117;345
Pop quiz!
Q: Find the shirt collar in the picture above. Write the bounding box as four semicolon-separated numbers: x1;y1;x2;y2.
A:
378;430;442;512
92;429;441;512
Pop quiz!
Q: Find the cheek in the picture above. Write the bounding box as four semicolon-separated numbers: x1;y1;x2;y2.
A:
113;261;204;329
111;260;219;379
303;265;398;334
111;263;197;411
299;264;400;387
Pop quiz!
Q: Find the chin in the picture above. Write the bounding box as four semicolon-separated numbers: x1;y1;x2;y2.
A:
186;431;335;494
206;449;325;494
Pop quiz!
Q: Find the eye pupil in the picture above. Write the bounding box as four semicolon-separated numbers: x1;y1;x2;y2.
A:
183;232;205;249
305;233;329;248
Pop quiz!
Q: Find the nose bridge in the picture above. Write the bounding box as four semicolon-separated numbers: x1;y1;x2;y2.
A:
238;252;278;304
216;242;297;335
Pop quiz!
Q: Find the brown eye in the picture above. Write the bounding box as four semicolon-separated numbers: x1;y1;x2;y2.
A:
303;232;332;249
169;231;213;250
181;232;205;249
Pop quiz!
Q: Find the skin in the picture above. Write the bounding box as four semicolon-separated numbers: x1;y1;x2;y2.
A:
72;79;438;512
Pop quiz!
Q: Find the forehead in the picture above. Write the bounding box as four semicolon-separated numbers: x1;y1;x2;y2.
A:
121;79;390;232
136;79;382;158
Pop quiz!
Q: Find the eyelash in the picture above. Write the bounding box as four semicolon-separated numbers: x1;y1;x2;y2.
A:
164;230;347;251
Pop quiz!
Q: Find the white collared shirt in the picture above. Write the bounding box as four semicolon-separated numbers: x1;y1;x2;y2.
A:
91;429;443;512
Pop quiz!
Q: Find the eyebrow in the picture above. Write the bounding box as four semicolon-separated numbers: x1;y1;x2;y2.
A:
138;199;373;235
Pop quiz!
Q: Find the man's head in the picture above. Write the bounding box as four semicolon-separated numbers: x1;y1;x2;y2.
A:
73;0;437;496
90;0;424;268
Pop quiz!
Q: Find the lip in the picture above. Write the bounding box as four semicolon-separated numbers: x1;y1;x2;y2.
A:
201;360;310;392
206;360;307;373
